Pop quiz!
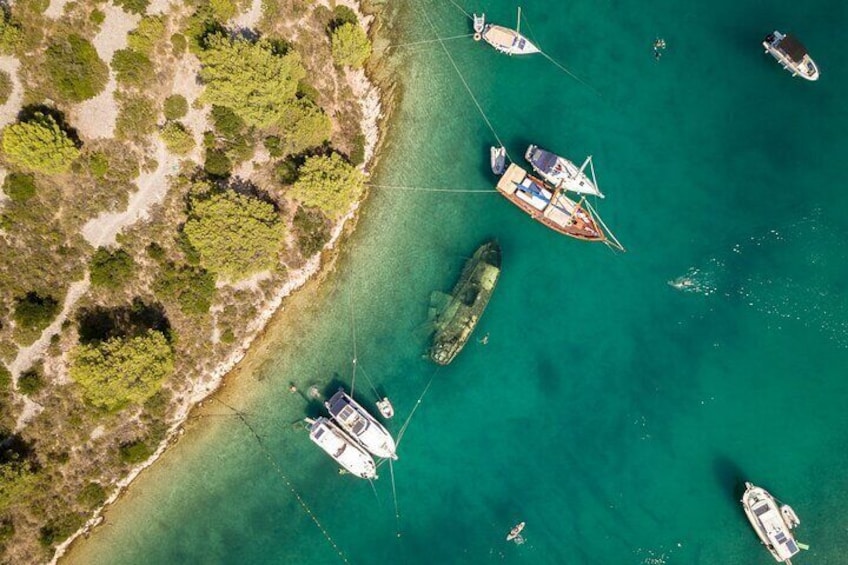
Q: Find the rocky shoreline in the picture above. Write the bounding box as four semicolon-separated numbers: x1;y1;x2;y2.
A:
50;2;397;562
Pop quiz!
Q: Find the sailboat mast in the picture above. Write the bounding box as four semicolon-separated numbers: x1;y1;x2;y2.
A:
517;7;521;34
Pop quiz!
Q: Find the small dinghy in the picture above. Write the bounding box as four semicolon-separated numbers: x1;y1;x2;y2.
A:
376;397;394;419
490;146;506;175
506;521;525;543
472;13;485;41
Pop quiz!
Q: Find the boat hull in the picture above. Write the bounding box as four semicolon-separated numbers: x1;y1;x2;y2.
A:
491;146;506;175
430;241;501;365
481;25;539;55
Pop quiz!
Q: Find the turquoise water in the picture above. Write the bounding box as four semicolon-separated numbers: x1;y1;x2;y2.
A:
68;1;848;563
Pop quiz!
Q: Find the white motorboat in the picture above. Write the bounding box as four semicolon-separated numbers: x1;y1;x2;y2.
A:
326;389;398;460
741;482;802;563
308;417;377;479
763;31;819;81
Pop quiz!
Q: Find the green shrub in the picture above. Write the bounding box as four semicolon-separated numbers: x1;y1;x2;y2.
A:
87;151;110;178
289;152;365;219
210;105;244;138
89;247;135;289
38;513;84;549
13;292;59;336
118;439;152;464
171;33;187;56
2;113;80;174
90;9;105;25
128;16;164;55
115;93;156;141
163;94;188;120
198;34;306;128
184;190;285;280
220;327;234;344
263;135;282;157
0;459;37;513
209;0;236;21
76;482;106;509
0;517;14;543
70;330;174;411
146;242;166;262
176;231;201;265
293;206;330;257
273;158;298;184
0;365;11;390
0;70;11;105
160;121;195;155
330;5;358;29
0;8;22;55
350;133;366;166
45;34;108;102
17;368;43;396
112;48;153;87
113;0;149;16
281;99;331;154
3;172;36;202
154;263;216;315
203;149;231;177
331;22;371;68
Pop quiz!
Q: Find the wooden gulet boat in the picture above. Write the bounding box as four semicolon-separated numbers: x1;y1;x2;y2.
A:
495;163;622;250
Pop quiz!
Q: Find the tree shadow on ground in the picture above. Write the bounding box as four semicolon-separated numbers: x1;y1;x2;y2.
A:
76;298;171;345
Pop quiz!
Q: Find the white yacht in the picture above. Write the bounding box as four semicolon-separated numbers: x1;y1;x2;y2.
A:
326;389;398;460
525;145;604;197
763;31;819;81
741;482;802;563
308;417;377;479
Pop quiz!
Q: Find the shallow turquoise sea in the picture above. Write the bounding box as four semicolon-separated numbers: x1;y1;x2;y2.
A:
69;1;848;563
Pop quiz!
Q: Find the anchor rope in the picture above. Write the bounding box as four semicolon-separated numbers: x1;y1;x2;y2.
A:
391;33;474;49
397;370;437;445
368;183;496;193
356;363;382;401
444;0;472;20
419;5;511;161
389;459;402;537
212;398;349;563
347;256;358;397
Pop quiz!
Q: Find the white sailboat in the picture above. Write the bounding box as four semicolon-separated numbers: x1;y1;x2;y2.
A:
741;482;804;563
481;7;540;56
525;145;604;198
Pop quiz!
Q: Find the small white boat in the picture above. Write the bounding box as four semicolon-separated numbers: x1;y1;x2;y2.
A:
741;482;802;563
481;7;539;56
472;13;485;36
376;397;394;419
326;389;398;460
308;417;377;479
490;146;506;175
525;145;604;198
763;31;819;81
506;521;525;542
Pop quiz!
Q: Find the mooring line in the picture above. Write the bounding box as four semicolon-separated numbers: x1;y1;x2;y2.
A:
397;370;437;446
213;398;349;564
391;33;474;49
369;183;496;193
347;255;359;397
356;363;382;401
389;459;402;538
444;0;472;20
540;51;602;97
418;5;511;160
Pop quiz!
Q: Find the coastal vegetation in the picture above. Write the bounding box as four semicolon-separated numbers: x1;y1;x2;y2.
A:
0;0;380;560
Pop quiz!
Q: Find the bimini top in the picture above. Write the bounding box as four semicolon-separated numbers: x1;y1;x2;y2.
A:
777;34;809;63
326;389;398;460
